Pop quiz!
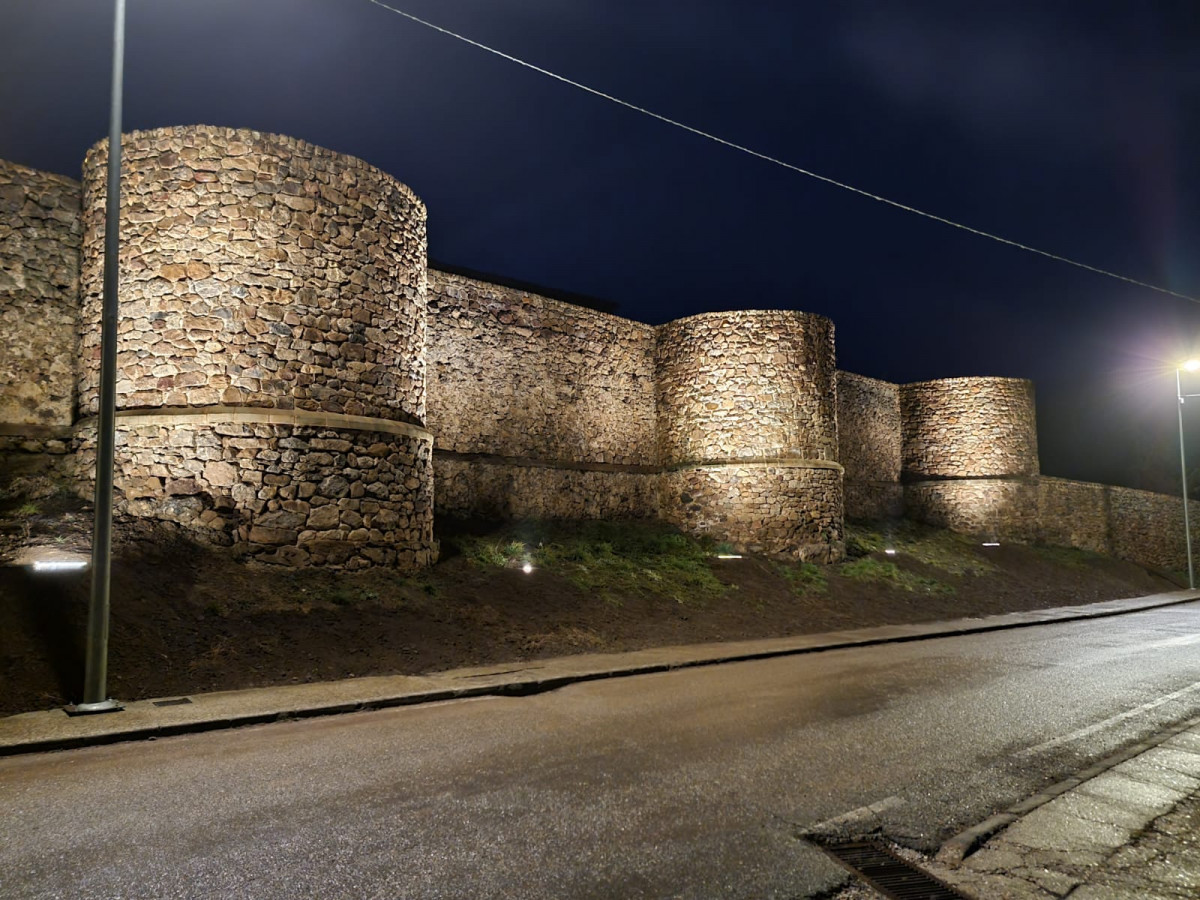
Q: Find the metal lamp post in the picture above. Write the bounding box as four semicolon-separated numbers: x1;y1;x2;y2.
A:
1176;359;1200;591
69;0;126;714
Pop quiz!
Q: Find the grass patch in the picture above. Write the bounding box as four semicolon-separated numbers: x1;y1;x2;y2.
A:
779;561;828;595
838;557;953;594
459;538;527;569
1031;543;1099;568
845;520;994;576
450;520;727;604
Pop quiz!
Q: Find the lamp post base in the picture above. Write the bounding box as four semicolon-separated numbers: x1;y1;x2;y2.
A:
64;699;124;716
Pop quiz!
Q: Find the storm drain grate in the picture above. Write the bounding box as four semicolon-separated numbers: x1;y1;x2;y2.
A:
816;840;973;899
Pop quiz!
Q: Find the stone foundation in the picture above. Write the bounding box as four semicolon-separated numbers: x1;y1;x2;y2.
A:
0;428;79;499
660;463;844;561
844;482;905;521
905;479;1039;542
74;411;436;570
434;454;659;521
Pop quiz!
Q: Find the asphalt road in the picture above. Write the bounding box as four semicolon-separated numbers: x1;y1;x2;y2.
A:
5;602;1200;899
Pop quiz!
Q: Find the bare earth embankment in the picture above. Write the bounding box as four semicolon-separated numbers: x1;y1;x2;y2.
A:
0;512;1180;717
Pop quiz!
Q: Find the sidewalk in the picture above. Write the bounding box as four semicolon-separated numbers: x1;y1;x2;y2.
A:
921;716;1200;899
2;589;1197;757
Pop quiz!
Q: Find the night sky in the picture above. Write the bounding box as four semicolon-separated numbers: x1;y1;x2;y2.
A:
2;1;1199;493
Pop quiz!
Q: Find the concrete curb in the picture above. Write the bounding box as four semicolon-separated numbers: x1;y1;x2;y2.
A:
2;589;1198;757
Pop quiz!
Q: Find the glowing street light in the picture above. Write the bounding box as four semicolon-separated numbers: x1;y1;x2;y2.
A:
1176;360;1200;589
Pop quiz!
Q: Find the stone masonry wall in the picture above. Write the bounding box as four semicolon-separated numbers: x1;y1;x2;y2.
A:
656;310;837;464
70;126;435;570
9;132;1169;573
1038;476;1198;572
655;311;843;559
78;126;427;423
426;269;658;520
900;377;1039;479
899;378;1039;539
435;457;658;521
0;160;82;427
74;415;434;570
660;464;843;561
837;370;902;520
905;479;1039;541
426;270;656;463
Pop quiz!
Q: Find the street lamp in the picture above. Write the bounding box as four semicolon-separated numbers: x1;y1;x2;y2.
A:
1176;359;1200;590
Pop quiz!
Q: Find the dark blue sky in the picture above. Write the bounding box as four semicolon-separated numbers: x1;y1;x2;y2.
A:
2;0;1199;491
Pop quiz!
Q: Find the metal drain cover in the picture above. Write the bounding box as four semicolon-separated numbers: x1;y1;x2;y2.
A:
816;840;973;899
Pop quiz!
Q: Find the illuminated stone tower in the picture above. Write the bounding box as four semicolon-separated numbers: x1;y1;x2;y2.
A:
75;126;436;569
655;310;844;561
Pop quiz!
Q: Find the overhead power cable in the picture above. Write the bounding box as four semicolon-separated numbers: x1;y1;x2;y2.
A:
364;0;1198;305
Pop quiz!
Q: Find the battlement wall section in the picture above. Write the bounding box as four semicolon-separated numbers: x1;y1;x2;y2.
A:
0;159;82;428
425;269;660;520
837;371;902;520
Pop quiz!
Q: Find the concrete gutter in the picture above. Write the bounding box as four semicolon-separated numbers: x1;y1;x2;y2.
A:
2;588;1198;757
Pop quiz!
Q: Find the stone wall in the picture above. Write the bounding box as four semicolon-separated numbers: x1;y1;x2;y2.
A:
9;129;1166;573
78;126;427;422
905;479;1040;541
655;311;843;559
73;411;434;569
69;126;436;570
660;463;842;560
0;430;77;502
900;377;1039;479
425;269;659;521
1038;477;1196;572
837;371;902;520
426;270;657;464
0;160;82;427
655;310;837;464
897;377;1039;540
434;456;658;521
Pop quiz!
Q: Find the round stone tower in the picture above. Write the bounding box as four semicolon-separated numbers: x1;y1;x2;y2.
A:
900;376;1039;538
654;310;843;561
76;125;435;569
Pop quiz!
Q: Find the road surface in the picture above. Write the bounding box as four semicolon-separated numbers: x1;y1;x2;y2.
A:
4;602;1200;898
